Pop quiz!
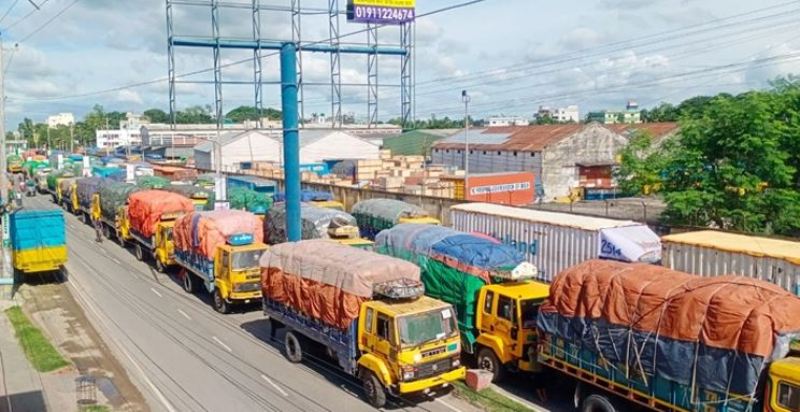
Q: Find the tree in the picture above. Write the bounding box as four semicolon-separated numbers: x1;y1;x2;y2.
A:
144;108;169;123
176;105;214;124
225;106;282;123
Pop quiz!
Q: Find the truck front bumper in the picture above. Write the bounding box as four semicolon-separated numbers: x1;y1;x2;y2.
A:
397;367;465;394
229;291;262;303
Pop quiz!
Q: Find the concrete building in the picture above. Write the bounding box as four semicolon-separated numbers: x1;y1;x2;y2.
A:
431;123;678;201
487;116;529;127
536;105;579;123
47;113;75;128
586;101;642;124
193;129;380;171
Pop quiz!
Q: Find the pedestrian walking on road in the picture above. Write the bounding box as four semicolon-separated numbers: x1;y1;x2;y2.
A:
93;219;103;243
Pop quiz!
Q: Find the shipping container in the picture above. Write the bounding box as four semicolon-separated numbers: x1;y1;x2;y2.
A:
442;172;535;205
661;230;800;295
450;202;661;282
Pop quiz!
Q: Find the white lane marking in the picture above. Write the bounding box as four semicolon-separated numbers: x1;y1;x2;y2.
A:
435;398;464;412
67;276;177;412
150;288;163;298
101;248;108;255
212;336;232;353
177;309;192;321
261;374;289;397
112;257;121;265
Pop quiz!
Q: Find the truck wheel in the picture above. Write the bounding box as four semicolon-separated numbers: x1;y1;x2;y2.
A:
213;289;230;314
134;244;145;261
581;394;618;412
155;258;166;273
361;371;387;409
477;347;505;382
284;330;303;363
181;270;198;293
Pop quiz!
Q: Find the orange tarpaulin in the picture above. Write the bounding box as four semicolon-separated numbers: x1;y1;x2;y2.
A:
127;190;194;238
540;259;800;357
174;210;264;259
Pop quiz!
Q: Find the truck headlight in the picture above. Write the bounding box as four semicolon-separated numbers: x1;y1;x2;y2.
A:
401;366;415;381
451;358;460;368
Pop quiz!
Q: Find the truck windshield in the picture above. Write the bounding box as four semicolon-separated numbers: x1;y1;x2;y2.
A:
520;299;543;329
231;249;264;270
397;307;458;348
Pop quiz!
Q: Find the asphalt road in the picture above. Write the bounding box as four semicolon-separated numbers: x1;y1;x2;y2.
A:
27;195;483;412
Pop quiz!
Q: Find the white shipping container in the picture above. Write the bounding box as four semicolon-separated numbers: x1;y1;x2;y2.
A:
662;230;800;295
450;203;661;282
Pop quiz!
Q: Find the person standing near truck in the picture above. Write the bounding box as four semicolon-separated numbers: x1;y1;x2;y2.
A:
93;217;103;243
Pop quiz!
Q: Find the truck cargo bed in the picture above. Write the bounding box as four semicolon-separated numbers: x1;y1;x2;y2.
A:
263;297;358;375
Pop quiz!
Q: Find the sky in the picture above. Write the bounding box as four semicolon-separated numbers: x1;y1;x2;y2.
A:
2;0;800;128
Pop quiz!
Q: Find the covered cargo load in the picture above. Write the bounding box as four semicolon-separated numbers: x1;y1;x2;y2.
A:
228;187;272;214
352;199;432;239
173;210;264;259
375;224;531;347
127;190;194;237
98;183;141;222
164;184;215;211
661;230;800;295
92;166;125;180
273;190;333;203
450;202;662;282
259;239;421;330
264;203;357;245
537;259;800;409
76;177;110;210
135;175;170;189
46;170;71;192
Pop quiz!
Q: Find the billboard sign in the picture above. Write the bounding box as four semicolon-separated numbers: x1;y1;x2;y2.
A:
347;0;415;25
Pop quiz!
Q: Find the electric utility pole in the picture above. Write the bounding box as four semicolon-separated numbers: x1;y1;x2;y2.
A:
0;34;8;207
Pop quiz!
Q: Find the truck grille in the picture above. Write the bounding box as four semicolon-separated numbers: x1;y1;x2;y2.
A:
416;358;452;380
234;281;261;293
421;346;446;359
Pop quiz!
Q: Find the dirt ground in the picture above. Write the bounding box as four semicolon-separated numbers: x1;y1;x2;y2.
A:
16;276;149;412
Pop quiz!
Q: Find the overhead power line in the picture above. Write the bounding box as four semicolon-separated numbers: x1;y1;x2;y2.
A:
10;0;489;102
4;0;49;30
19;0;80;42
0;0;22;25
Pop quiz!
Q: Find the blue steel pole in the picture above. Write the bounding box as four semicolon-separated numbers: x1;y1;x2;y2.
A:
280;42;302;242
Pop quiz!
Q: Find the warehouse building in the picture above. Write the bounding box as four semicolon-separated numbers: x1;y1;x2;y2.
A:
431;122;678;201
194;129;380;171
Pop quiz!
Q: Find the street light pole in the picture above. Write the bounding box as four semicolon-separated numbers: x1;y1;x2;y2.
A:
0;35;7;207
461;90;471;197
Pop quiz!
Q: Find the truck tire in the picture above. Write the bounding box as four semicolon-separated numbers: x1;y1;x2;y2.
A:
134;244;145;261
181;270;199;294
213;289;230;314
361;371;387;409
284;330;303;363
581;394;618;412
155;258;166;273
477;347;505;382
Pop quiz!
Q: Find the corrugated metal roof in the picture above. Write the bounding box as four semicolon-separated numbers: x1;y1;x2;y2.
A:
194;129;357;153
382;129;459;156
451;202;641;231
662;230;800;264
434;124;583;152
442;130;512;145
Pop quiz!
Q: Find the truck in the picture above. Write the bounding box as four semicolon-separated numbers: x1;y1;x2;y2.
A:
450;202;663;282
375;223;546;382
163;184;214;211
273;190;344;211
226;175;277;197
123;190;195;272
660;230;800;295
46;170;72;202
74;177;108;223
9;209;68;279
7;155;23;174
34;167;52;194
173;210;267;313
228;187;272;217
536;259;800;412
261;240;466;408
92;182;142;244
352;198;440;240
264;203;373;249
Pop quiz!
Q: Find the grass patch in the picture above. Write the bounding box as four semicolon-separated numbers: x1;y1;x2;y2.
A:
452;381;533;412
80;405;110;412
5;306;69;373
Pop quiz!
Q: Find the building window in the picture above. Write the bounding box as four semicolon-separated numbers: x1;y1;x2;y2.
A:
531;152;535;157
457;150;462;154
446;149;449;153
469;150;474;154
513;151;518;156
483;151;487;155
497;151;502;155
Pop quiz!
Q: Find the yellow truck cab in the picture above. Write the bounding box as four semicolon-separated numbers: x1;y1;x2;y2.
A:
310;200;345;211
69;187;80;215
474;281;550;381
116;206;133;245
178;235;267;314
56;180;76;210
768;357;800;412
357;295;466;403
151;219;176;272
